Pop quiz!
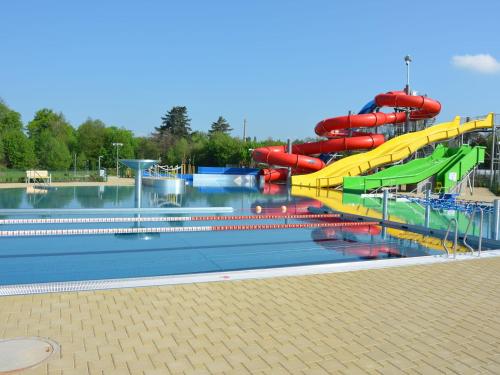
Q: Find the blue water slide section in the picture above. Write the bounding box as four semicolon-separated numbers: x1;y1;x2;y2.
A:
358;99;377;114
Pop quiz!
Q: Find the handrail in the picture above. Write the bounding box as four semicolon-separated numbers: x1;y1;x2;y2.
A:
462;207;484;256
442;218;458;258
147;164;183;178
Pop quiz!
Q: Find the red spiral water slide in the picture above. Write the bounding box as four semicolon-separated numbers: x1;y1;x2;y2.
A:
252;90;441;182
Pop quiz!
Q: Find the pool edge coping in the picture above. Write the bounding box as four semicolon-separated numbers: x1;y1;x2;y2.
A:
1;250;499;296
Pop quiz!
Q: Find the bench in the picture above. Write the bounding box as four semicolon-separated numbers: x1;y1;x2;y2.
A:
25;170;52;184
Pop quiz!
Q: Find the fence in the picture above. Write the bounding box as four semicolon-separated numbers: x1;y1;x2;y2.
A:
0;169;105;183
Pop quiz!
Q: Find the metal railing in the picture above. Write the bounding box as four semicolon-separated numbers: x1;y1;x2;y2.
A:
25;170;52;189
462;207;484;257
146;164;182;178
442;218;458;258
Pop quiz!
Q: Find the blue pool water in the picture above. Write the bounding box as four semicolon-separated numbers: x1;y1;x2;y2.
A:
0;184;491;285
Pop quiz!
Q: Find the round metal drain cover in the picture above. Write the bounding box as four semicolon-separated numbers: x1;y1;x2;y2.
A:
0;337;59;373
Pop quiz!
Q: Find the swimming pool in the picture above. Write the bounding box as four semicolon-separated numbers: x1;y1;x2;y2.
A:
0;184;491;286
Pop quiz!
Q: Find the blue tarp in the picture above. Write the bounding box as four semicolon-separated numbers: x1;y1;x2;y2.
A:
197;167;260;175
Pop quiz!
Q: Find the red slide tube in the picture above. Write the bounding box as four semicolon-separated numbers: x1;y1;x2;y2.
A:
253;90;440;182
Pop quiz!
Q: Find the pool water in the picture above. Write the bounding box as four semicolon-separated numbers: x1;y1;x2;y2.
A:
0;184;487;286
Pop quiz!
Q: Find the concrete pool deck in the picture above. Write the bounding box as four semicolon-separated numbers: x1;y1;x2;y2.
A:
1;256;500;374
0;176;134;189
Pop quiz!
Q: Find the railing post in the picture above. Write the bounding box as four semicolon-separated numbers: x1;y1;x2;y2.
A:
424;188;431;228
490;113;496;189
382;188;389;221
287;138;292;186
494;199;500;241
478;208;483;257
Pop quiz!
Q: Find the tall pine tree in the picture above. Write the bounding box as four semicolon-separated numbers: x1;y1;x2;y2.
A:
209;116;232;135
156;106;191;139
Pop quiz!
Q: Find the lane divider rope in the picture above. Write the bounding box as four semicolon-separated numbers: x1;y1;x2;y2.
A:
0;221;378;237
0;213;340;225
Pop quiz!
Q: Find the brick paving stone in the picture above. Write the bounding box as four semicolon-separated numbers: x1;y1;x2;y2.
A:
1;256;500;374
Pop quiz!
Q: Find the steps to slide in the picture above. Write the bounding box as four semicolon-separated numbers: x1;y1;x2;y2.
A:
343;144;486;193
252;90;441;182
291;114;494;188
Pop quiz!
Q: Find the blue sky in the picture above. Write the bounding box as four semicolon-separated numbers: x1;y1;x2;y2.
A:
1;0;499;139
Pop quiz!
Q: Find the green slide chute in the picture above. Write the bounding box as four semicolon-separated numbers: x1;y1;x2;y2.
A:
343;144;485;193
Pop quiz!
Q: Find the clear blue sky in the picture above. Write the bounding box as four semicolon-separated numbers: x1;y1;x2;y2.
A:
1;0;499;139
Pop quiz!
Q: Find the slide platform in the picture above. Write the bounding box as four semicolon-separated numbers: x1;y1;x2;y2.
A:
343;144;486;193
291;114;494;188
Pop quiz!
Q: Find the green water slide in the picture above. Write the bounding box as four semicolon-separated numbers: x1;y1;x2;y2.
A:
343;145;485;193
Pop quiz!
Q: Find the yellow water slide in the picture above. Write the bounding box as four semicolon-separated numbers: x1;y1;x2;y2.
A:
291;114;494;188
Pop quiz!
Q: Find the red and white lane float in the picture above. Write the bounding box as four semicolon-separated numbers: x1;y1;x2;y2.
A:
0;220;378;237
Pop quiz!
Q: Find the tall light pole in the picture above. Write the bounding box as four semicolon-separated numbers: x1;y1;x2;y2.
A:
98;155;103;172
404;55;412;134
112;143;123;177
243;118;247;142
404;55;412;94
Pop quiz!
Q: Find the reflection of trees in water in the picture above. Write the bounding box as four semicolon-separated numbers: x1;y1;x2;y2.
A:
201;188;264;208
31;188;74;209
74;186;134;208
75;186;106;208
167;217;185;227
28;186;135;209
99;186;134;207
0;189;23;209
205;192;235;207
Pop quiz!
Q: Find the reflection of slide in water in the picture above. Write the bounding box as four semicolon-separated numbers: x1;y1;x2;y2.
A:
257;185;391;256
251;199;322;215
291;186;467;253
253;184;323;215
311;227;400;259
253;90;440;182
260;183;288;195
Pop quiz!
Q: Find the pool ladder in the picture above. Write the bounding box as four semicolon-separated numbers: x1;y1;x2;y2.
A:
442;207;484;258
463;207;484;257
443;219;458;258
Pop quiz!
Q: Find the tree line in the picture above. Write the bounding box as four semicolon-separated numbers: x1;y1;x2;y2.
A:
4;98;493;173
0;100;283;171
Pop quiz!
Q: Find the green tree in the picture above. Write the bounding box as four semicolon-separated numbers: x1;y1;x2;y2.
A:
76;119;107;166
103;127;136;169
189;131;209;165
164;138;190;165
209;116;232;135
204;132;244;166
135;137;160;160
156;106;191;139
37;131;72;170
0;137;4;166
27;109;76;164
0;101;23;134
0;100;37;168
2;130;36;169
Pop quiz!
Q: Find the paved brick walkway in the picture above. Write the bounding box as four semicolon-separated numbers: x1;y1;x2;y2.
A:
2;257;500;374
